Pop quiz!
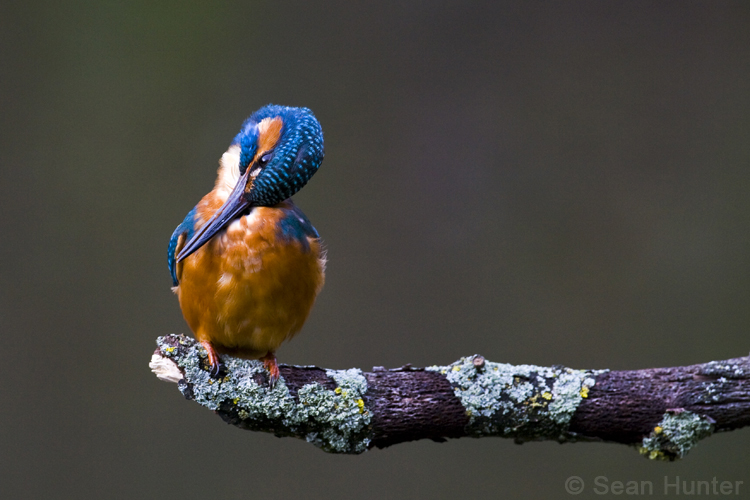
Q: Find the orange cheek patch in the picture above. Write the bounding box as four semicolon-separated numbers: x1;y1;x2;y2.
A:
255;117;283;159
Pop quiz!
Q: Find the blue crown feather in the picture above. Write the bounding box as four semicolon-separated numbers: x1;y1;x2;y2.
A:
232;105;324;207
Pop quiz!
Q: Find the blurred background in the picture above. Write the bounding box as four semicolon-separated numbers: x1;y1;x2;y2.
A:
2;1;749;498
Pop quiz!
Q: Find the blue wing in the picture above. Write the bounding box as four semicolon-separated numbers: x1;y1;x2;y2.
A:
167;207;197;286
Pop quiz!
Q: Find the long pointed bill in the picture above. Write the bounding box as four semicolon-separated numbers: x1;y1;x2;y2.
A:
176;170;251;263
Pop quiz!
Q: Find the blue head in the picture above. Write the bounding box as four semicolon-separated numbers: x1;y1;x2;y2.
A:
175;105;324;263
234;105;324;206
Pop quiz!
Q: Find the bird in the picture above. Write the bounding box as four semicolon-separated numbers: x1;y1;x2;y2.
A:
167;105;326;385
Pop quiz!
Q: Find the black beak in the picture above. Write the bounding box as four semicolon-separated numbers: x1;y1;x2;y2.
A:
176;169;252;263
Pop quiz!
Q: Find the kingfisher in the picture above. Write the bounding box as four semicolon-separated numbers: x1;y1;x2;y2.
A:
168;105;326;384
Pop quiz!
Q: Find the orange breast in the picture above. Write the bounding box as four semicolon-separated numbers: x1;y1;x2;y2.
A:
175;201;325;359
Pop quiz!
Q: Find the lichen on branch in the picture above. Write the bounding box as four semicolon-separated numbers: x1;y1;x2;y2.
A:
155;335;371;453
426;357;604;442
150;334;750;459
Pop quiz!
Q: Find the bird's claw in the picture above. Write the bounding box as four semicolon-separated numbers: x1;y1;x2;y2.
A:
209;359;224;378
261;352;280;388
201;340;224;379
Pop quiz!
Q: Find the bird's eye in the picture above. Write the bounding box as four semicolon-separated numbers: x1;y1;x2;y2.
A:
258;151;273;166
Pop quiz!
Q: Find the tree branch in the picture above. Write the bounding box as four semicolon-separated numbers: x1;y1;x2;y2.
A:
150;334;750;459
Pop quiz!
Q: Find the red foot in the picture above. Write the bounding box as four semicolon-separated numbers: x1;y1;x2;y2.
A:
201;340;222;377
260;352;280;387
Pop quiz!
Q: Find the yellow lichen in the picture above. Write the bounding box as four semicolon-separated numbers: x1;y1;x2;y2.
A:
542;392;552;400
357;399;365;413
527;394;544;408
334;387;342;395
650;450;665;460
654;426;663;434
580;386;589;398
452;365;461;372
639;447;666;460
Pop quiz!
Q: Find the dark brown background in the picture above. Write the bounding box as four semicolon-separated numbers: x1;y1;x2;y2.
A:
2;1;749;498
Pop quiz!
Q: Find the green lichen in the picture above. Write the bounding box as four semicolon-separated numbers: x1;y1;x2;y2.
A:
639;410;714;461
304;368;371;453
426;355;604;442
156;335;371;454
